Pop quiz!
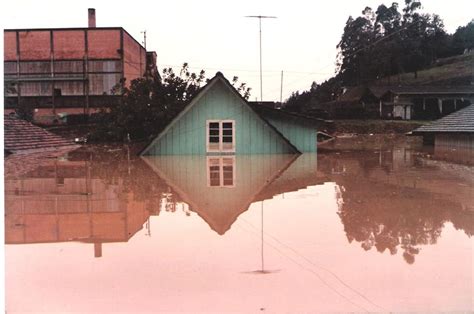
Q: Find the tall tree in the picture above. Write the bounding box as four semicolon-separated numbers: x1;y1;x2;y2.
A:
451;20;474;54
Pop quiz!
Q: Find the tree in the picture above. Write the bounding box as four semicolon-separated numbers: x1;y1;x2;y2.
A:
451;20;474;54
284;90;311;113
232;76;252;100
90;63;251;142
284;1;464;115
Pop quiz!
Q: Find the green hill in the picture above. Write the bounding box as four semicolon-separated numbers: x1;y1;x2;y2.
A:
373;52;474;86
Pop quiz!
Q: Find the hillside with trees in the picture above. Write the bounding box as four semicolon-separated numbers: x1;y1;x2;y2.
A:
284;0;474;113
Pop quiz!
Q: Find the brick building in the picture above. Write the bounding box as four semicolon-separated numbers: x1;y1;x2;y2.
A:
4;9;158;121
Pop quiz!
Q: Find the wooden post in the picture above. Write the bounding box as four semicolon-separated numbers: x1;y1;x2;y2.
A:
438;98;443;114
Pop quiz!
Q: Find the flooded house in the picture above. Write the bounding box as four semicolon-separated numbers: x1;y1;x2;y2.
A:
3;8;158;123
411;104;474;163
140;72;321;156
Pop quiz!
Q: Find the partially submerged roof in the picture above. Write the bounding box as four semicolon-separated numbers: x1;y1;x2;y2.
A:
4;114;78;153
140;72;301;155
411;105;474;134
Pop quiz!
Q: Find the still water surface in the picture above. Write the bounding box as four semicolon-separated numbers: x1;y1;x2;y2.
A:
5;139;473;312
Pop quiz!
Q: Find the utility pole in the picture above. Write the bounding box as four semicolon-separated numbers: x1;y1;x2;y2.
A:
141;30;147;49
280;70;284;105
245;15;277;102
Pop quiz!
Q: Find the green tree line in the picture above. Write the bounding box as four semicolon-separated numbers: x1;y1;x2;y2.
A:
285;0;474;113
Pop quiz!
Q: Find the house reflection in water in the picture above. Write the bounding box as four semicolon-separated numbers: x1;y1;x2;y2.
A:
142;154;320;235
4;149;169;258
5;148;321;255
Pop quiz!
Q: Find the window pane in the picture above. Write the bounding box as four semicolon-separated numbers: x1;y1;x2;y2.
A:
4;62;17;74
223;166;233;186
209;136;220;143
209;122;219;129
88;60;121;72
209;129;219;136
222;136;233;143
209;164;220;186
89;73;122;95
54;60;84;73
222;129;232;136
19;61;51;74
223;122;233;129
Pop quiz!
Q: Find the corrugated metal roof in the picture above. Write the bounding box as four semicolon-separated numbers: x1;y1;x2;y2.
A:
412;105;474;134
4;114;78;153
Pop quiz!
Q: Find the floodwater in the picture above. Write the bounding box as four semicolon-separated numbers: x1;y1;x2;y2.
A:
5;137;473;313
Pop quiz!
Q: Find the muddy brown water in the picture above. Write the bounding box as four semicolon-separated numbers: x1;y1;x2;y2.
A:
5;137;473;312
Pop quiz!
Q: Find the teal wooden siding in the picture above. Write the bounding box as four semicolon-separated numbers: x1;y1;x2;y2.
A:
264;116;317;153
143;80;297;155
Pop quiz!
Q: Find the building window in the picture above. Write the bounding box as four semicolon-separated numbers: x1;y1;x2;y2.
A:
206;120;235;153
207;157;235;187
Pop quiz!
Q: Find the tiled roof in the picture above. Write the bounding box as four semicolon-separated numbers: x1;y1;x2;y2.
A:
412;105;474;134
4;114;77;153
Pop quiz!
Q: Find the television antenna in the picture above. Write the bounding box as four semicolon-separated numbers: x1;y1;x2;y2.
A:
245;15;277;102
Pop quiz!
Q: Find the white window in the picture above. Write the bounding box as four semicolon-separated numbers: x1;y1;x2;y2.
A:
207;157;235;187
206;120;235;153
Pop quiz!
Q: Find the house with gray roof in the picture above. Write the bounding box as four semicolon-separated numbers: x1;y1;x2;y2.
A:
410;104;474;152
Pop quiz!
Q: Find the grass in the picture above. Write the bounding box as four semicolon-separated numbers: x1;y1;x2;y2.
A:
375;52;473;86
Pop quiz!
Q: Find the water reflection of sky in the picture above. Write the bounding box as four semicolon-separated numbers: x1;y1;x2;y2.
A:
5;143;473;312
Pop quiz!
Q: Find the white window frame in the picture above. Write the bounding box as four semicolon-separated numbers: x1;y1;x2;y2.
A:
206;120;235;153
206;156;236;187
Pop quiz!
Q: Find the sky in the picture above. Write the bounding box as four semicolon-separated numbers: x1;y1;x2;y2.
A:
1;0;473;102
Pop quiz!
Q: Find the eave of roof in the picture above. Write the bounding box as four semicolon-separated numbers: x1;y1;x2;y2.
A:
411;104;474;134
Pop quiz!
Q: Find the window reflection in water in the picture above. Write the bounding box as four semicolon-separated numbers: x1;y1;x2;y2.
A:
207;156;235;187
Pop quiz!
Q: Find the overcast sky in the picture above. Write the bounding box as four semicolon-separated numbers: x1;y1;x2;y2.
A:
2;0;473;101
